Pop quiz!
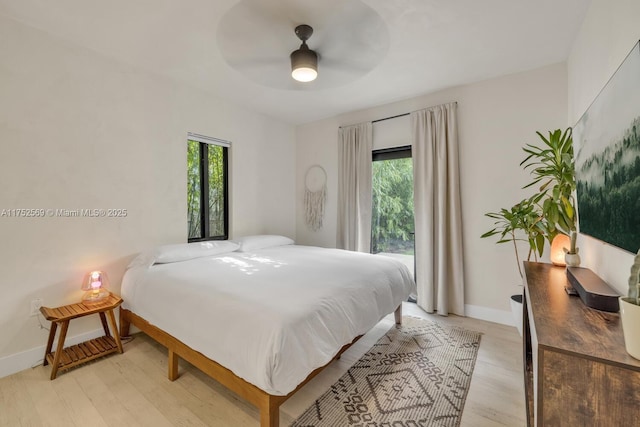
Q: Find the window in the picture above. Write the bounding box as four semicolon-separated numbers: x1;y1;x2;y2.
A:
371;146;414;256
187;133;229;241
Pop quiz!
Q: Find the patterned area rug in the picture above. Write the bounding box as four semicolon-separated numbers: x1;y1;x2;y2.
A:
291;316;481;427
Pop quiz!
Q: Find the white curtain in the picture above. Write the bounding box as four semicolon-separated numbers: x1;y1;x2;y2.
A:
411;102;465;316
337;122;373;252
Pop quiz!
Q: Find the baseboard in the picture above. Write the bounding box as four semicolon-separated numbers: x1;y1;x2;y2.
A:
465;304;515;327
0;328;105;379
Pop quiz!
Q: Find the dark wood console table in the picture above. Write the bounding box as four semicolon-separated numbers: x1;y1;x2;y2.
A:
523;262;640;426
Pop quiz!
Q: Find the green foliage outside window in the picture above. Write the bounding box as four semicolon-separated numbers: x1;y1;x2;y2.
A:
207;145;226;237
187;140;227;240
187;140;201;239
371;158;415;254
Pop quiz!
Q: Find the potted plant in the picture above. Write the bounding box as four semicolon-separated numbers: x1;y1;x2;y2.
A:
620;249;640;359
563;231;580;267
482;128;577;335
482;198;545;336
520;128;578;264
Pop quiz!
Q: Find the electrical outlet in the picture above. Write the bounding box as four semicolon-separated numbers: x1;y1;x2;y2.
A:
30;298;43;316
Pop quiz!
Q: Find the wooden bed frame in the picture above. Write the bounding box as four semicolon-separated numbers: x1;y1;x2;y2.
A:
120;304;402;427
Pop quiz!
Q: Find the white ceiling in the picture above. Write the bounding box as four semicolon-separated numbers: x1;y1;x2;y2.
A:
0;0;592;125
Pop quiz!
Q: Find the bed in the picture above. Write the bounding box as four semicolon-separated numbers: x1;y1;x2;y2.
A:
120;235;415;426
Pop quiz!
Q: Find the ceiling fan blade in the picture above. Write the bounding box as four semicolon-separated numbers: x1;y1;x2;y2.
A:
318;56;373;74
216;0;389;90
226;56;285;69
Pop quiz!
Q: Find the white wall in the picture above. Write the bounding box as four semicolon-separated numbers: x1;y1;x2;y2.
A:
567;0;640;293
296;63;568;320
0;16;295;370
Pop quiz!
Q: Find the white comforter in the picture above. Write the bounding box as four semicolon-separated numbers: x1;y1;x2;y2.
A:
121;245;414;395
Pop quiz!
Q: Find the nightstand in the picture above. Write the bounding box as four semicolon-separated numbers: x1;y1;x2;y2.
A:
40;293;124;379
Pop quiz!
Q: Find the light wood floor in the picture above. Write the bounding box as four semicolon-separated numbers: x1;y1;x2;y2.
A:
0;302;525;426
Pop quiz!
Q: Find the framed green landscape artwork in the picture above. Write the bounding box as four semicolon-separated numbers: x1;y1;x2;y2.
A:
573;40;640;254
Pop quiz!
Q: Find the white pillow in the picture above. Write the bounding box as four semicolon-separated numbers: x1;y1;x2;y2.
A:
233;235;294;252
127;250;156;269
154;241;240;264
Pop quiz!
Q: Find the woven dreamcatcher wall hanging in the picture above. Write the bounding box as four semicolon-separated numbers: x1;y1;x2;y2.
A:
304;165;327;231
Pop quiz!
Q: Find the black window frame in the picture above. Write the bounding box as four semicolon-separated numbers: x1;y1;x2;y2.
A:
187;135;229;242
372;145;412;162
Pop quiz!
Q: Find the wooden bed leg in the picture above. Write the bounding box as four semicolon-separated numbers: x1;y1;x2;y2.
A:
119;308;131;338
168;349;179;381
394;304;402;326
260;396;279;427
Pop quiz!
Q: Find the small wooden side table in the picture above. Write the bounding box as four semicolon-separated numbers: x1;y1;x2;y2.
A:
40;293;124;380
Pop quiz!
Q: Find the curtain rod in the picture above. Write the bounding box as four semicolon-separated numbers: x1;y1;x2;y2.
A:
339;101;457;128
372;113;409;124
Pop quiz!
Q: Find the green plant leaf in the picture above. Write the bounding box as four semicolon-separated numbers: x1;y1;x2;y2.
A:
536;233;545;257
481;229;499;238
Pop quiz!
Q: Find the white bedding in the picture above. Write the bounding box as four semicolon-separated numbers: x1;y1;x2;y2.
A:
121;245;414;395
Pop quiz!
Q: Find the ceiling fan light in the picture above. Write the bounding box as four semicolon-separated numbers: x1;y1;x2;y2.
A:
290;45;318;82
292;66;317;82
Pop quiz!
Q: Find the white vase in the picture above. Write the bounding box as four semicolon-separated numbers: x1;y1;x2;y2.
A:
619;297;640;360
565;253;581;267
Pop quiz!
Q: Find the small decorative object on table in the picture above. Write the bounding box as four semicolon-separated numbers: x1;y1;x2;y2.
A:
620;249;640;360
550;233;571;266
41;293;124;379
81;270;110;303
563;231;581;267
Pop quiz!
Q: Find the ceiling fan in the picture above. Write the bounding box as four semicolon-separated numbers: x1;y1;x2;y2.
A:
216;0;389;90
290;25;318;82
